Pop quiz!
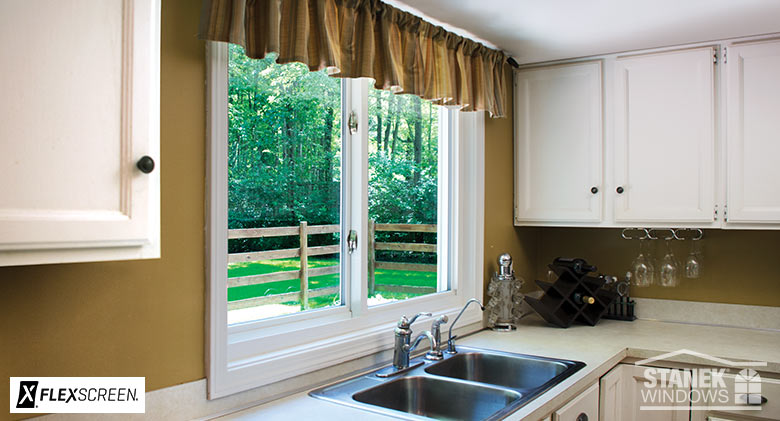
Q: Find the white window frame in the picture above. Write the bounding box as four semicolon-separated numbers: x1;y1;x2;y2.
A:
206;41;485;399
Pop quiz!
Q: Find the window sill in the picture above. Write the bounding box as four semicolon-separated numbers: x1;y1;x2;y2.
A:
211;305;483;399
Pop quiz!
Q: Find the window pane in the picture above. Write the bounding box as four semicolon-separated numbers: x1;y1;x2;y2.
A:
367;88;444;305
227;46;342;323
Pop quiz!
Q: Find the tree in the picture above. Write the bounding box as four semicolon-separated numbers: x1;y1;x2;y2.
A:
227;45;440;259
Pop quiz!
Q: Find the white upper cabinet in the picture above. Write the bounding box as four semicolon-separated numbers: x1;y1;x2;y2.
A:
725;39;780;225
0;0;160;266
515;61;603;223
613;47;717;224
514;35;780;229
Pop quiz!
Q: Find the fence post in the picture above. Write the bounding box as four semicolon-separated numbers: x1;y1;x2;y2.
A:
368;219;375;296
299;221;309;310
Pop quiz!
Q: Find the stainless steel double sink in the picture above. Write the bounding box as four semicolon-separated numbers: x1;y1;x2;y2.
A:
309;346;585;420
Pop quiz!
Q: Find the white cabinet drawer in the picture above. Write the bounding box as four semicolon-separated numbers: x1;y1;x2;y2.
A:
698;372;780;420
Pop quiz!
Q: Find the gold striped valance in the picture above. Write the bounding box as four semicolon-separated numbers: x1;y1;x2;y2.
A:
199;0;508;117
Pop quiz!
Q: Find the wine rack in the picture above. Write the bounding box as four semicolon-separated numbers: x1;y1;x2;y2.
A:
525;258;618;328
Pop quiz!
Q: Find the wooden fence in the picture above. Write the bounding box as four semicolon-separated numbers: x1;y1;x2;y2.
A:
227;221;436;310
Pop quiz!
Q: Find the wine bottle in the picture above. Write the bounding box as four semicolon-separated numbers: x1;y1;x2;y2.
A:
572;292;595;305
553;257;597;275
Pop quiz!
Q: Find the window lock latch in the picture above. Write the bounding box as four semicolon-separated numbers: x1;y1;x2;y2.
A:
348;111;358;135
347;230;358;254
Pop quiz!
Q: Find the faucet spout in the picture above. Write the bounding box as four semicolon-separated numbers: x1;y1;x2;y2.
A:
447;298;485;354
404;330;437;356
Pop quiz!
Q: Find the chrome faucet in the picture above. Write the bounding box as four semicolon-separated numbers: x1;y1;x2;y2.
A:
406;330;437;360
446;298;485;354
425;315;448;360
392;312;431;370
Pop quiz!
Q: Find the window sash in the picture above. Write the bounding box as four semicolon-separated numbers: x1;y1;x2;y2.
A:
207;41;484;399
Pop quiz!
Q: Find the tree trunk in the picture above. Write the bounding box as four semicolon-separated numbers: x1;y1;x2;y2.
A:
376;96;383;153
391;96;400;160
426;101;433;158
413;97;422;185
383;96;393;154
323;106;334;183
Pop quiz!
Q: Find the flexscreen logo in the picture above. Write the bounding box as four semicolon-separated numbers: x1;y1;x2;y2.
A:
10;377;145;413
15;381;38;409
634;349;767;411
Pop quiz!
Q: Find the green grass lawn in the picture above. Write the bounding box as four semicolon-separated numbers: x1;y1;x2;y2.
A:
228;257;436;308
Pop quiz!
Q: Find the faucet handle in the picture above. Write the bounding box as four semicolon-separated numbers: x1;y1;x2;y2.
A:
398;312;432;329
431;315;448;329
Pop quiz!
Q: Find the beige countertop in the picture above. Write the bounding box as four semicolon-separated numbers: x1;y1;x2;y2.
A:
216;316;780;421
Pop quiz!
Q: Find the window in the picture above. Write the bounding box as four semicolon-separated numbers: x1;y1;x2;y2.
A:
207;42;485;399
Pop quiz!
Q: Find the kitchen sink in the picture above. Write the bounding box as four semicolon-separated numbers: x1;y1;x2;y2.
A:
425;350;572;390
309;346;585;420
353;376;522;421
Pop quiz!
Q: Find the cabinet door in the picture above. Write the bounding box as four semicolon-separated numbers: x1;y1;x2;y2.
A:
0;0;160;265
693;372;780;421
554;381;599;421
725;40;780;224
515;61;603;224
622;365;690;421
600;364;626;421
613;47;716;224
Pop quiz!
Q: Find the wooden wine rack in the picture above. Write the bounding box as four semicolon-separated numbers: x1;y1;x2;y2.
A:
525;261;618;328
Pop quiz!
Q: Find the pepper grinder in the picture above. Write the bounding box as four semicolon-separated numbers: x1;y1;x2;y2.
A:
486;253;524;331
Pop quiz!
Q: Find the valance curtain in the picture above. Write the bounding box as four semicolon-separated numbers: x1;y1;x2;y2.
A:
199;0;508;117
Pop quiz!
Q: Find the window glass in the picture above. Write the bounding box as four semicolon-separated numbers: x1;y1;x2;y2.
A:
227;46;342;322
367;88;444;305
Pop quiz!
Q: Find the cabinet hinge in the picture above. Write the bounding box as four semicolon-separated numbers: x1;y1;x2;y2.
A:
713;50;718;64
724;205;728;222
723;47;727;64
714;204;719;221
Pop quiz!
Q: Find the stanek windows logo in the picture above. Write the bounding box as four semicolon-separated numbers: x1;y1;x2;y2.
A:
10;377;145;414
634;349;767;411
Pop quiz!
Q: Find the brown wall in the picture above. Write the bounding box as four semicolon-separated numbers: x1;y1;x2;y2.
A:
0;0;206;417
483;66;539;294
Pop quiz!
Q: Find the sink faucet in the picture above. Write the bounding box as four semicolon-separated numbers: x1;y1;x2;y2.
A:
406;330;438;361
392;312;431;370
425;315;448;361
446;298;485;354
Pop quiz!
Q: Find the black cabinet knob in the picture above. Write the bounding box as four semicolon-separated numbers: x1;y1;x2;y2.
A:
137;156;155;174
616;186;624;194
590;187;598;194
577;413;588;421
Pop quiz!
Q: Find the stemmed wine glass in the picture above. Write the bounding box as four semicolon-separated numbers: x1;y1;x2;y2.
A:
630;230;654;287
685;229;703;279
659;231;681;287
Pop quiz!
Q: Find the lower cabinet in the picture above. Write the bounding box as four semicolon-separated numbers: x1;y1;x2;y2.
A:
553;381;600;421
691;372;780;421
597;364;779;421
600;364;688;421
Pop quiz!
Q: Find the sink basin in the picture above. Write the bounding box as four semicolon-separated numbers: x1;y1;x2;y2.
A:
353;376;522;421
424;350;572;390
309;345;585;421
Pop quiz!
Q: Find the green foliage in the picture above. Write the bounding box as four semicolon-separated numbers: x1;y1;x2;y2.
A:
228;47;341;247
227;45;440;266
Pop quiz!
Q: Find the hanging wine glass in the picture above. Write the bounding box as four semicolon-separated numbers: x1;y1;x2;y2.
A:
659;232;680;287
630;230;654;287
685;229;703;279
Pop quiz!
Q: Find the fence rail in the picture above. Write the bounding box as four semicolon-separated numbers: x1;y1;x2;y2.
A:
227;221;436;309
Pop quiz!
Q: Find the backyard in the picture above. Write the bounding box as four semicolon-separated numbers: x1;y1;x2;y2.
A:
228;257;438;308
227;44;442;318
